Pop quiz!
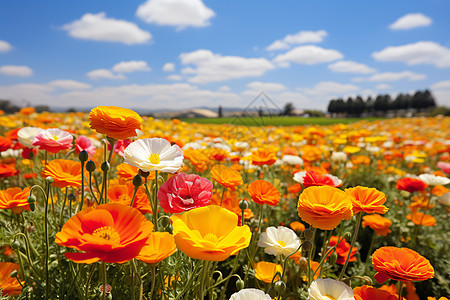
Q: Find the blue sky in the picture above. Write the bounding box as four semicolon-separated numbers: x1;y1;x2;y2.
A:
1;0;450;111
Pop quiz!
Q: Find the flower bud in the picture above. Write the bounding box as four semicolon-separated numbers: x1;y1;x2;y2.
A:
9;270;18;278
303;229;314;241
101;161;110;172
11;240;20;250
159;216;171;228
27;195;36;204
139;169;150;178
46;176;53;183
132;174;143;187
301;241;313;252
343;232;351;240
68;193;76;202
235;279;244;291
328;251;337;265
238;199;248;211
299;257;308;269
274;280;286;294
29;202;36;211
78;150;89;162
85;160;96;172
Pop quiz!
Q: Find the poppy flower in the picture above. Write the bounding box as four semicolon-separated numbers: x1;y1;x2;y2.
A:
396;178;428;193
108;179;152;214
116;163;155;183
301;145;322;162
331;151;347;162
75;136;96;156
0;262;24;296
362;214;392;236
136;232;177;264
418;174;450;186
0;187;31;214
327;236;357;265
158;173;213;214
308;278;354;300
301;261;322;281
254;261;283;283
0;137;12;153
372;247;434;284
230;288;271;300
89;106;143;140
432;185;449;196
32;128;73;154
353;285;397;300
251;148;277;165
171;205;251;261
0;164;18;178
41;159;82;188
293;170;342;188
248;180;281;206
209;190;254;225
258;226;300;257
437;161;450;174
124;138;183;173
345;186;388;215
290;221;305;232
113;139;132;157
17;127;44;148
20;107;35;115
210;165;243;191
297;186;353;230
55;203;154;264
406;212;436;226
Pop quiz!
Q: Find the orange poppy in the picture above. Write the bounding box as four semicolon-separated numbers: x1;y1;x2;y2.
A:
183;149;210;172
171;205;251;261
251;148;277;165
406;212;436;226
353;285;397;300
288;183;302;194
431;185;449;196
362;214;392;236
297;186;353;230
204;148;229;162
20;107;35;115
254;261;282;283
116;163;149;183
301;260;322;281
136;232;177;264
0;137;12;152
290;221;305;232
0;262;24;296
301;145;322;162
345;186;388;215
55;203;154;264
372;247;434;283
210;165;243;191
209;190;254;224
107;179;152;214
41;159;82;188
328;236;357;265
89;106;143;140
0;187;31;214
248;180;281;206
0;163;19;178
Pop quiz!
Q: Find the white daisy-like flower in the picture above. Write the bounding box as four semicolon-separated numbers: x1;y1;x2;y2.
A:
308;278;354;300
418;174;450;186
229;288;271;300
124;138;183;173
331;152;347;162
282;155;303;166
258;226;300;257
17;127;43;148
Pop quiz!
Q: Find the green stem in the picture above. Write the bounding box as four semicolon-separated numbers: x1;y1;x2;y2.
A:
319;230;328;277
13;233;42;277
307;228;317;287
149;265;156;299
44;181;50;299
338;212;362;281
59;187;68;227
132;260;143;300
397;281;404;300
80;161;85;210
101;262;107;300
364;231;377;273
84;264;96;300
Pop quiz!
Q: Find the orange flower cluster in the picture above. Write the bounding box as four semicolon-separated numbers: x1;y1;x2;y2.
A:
251;148;277;165
0;262;24;296
41;159;82;188
107;179;152;214
345;186;388;215
248;180;281;206
0;187;31;214
362;214;392;236
353;285;397;300
89;106;143;140
210;165;243;191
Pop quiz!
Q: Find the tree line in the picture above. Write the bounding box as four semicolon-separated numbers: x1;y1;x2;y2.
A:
327;90;436;117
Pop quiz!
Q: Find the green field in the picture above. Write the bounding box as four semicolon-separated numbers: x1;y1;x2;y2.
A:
180;116;382;126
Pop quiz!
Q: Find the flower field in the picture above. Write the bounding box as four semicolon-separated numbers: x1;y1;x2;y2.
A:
0;107;449;299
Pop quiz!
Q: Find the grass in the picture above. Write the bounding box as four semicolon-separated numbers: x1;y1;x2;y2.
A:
179;116;383;126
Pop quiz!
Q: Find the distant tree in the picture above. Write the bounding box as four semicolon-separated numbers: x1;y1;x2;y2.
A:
0;100;20;114
346;97;354;117
335;98;347;116
34;105;50;113
304;109;325;117
283;102;295;116
374;95;391;116
423;89;436;110
327;99;337;116
354;96;366;117
218;105;223;118
365;96;374;115
67;107;77;113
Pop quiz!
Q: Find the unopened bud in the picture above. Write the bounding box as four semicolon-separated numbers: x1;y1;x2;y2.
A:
239;200;248;211
303;229;314;241
235;279;244;291
139;169;150;178
159;216;171;228
29;202;36;211
343;232;351;241
86;160;96;172
78;150;89;162
301;241;313;252
9;270;18;278
46;176;53;183
68;193;76;202
11;240;20;250
101;161;110;172
132;174;143;187
274;280;286;294
27;195;36;204
299;257;308;269
328;251;337;265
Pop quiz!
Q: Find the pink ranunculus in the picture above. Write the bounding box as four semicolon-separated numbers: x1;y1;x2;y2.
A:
437;161;450;174
75;136;96;156
32;128;73;154
114;139;132;157
158;173;213;213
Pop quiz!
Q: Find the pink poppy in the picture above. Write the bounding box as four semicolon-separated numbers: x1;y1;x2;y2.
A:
293;170;342;188
75;136;96;156
158;173;213;213
32;128;73;154
437;161;450;174
114;139;132;157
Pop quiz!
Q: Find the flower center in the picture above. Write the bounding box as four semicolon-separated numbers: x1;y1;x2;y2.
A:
52;135;59;141
148;153;161;164
203;233;218;243
323;296;336;300
92;226;120;242
277;240;286;247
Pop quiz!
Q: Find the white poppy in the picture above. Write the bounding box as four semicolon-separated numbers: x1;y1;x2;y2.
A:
418;174;450;186
282;155;303;166
229;288;271;300
258;226;300;257
17;127;43;148
308;278;354;300
124;138;183;173
437;193;450;207
331;152;347;162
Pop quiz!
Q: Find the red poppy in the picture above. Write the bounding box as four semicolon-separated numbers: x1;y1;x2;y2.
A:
0;164;19;178
396;178;428;193
0;137;12;152
293;170;342;188
328;236;357;265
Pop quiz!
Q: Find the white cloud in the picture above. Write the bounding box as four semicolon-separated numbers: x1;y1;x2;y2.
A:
0;40;13;53
375;84;391;90
430;80;450;106
63;12;152;45
273;45;343;66
179;49;275;83
163;62;175;72
430;80;450;90
49;80;92;90
0;65;33;77
389;13;432;30
328;60;376;74
86;69;126;80
299;81;359;96
218;86;231;92
167;75;182;81
246;81;286;92
267;30;327;51
112;60;151;73
367;71;426;82
372;41;450;68
136;0;215;30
